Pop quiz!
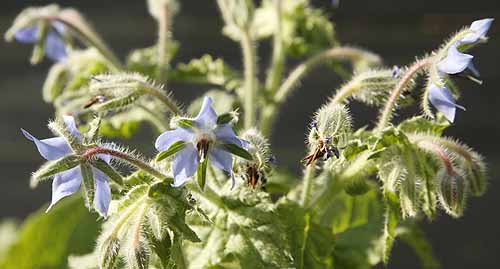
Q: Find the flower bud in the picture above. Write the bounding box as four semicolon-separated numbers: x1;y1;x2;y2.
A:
235;129;273;189
437;169;467;218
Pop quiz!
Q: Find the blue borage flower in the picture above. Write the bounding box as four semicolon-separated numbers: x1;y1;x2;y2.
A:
22;116;111;216
14;21;67;62
429;18;494;122
155;96;251;188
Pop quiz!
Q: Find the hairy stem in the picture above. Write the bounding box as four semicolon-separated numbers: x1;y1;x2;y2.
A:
241;30;258;129
265;0;284;93
140;84;181;115
156;5;172;82
83;147;171;182
376;57;433;132
300;164;316;207
55;14;123;70
260;47;377;134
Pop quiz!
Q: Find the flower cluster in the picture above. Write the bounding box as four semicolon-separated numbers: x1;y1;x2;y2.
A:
428;18;494;122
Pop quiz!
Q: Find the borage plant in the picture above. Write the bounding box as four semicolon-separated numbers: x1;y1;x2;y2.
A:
1;1;493;269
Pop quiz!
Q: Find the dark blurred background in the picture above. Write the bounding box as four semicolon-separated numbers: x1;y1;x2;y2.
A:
1;0;499;268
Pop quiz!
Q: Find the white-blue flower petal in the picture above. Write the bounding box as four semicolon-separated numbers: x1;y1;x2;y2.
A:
92;167;111;217
428;83;465;123
209;146;235;188
193;96;218;129
62;115;82;141
44;31;67;62
46;166;82;212
21;128;72;160
437;44;473;74
461;18;494;44
172;145;199;187
155;128;193;152
214;124;243;147
14;26;38;43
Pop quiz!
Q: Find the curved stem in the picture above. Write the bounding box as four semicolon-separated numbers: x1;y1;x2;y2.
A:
55;11;123;70
300;164;316;207
83;147;171;182
375;57;433;132
140;84;181;115
260;47;378;135
241;30;258;129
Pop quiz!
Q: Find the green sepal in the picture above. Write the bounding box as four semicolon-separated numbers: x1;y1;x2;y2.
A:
79;163;95;211
176;119;194;128
31;155;81;187
222;143;253;160
83;117;101;144
156;141;187;162
91;159;123;186
197;157;208;191
217;112;236;125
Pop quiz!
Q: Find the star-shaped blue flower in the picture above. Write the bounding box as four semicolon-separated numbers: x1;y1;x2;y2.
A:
155;96;248;188
14;21;67;62
22;116;111;216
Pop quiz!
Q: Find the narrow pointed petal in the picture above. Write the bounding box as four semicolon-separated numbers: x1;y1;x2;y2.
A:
44;31;67;62
209;146;235;187
92;167;111;216
172;145;199;187
62;115;83;141
21;129;72;160
14;26;38;43
155;128;193;151
428;83;465;122
437;44;473;74
461;18;494;44
46;166;82;212
193;96;217;129
214;124;243;147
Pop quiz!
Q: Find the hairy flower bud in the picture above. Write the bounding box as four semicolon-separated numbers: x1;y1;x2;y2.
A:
437;169;467;218
234;129;273;189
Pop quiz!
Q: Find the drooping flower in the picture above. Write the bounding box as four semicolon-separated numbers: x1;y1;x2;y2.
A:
22;116;111;216
437;18;494;76
14;21;67;62
427;82;465;123
429;18;493;122
155;96;250;188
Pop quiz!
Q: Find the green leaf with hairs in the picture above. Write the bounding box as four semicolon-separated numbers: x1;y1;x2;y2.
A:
223;143;253;160
156;141;186;162
0;196;100;269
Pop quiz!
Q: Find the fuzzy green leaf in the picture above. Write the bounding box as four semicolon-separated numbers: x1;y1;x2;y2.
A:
0;196;99;269
184;186;294;269
277;200;335;269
